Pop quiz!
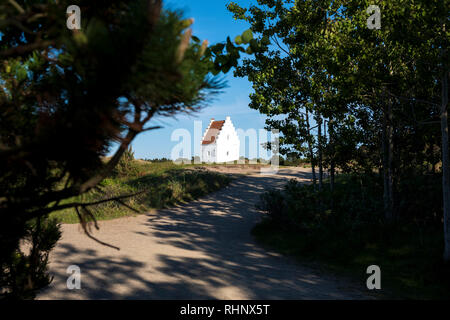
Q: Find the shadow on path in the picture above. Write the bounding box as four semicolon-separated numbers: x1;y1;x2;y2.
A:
38;168;370;299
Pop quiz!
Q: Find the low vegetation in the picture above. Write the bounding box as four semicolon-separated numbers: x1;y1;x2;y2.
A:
51;158;231;224
253;174;450;300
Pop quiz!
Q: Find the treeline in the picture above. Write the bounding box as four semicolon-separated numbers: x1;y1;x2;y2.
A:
226;0;450;260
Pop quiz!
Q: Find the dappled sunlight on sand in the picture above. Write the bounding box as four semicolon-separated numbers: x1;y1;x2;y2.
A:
38;167;370;300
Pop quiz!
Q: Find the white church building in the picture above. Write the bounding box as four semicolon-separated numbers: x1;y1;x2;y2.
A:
201;116;240;163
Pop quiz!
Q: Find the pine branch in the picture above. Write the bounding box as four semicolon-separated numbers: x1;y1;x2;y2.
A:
386;89;440;108
75;207;120;251
0;40;55;58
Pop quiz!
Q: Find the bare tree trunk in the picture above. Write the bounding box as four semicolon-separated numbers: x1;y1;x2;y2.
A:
317;113;323;191
382;105;388;215
388;97;394;220
382;90;394;221
305;109;317;190
329;120;335;193
324;119;328;180
441;70;450;262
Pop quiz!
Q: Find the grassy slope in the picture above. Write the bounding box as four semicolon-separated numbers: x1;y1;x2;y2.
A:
50;161;231;224
252;174;450;300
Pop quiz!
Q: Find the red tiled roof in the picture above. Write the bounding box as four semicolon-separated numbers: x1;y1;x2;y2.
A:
202;120;225;145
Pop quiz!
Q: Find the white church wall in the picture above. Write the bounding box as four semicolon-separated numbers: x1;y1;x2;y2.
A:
201;116;239;163
216;116;240;163
201;144;216;163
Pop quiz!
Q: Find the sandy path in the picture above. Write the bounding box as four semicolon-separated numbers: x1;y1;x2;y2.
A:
38;167;370;299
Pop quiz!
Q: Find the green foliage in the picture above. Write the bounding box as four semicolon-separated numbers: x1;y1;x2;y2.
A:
112;146;138;177
227;0;450;262
225;0;448;174
255;174;450;299
51;161;231;224
279;153;308;166
257;174;384;232
258;171;444;235
241;29;253;44
1;216;61;299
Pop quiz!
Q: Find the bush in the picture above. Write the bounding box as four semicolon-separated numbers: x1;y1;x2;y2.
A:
1;216;61;299
257;175;384;234
279;154;309;166
256;189;287;223
396;172;442;223
254;173;450;299
112;146;139;178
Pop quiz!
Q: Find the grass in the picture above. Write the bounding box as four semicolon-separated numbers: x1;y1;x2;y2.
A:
50;160;232;224
252;174;450;300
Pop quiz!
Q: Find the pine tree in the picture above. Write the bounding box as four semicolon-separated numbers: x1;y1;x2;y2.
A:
0;0;239;298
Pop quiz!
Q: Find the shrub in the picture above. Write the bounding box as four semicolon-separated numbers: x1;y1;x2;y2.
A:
256;189;287;224
112;146;139;178
1;216;61;299
253;173;450;299
257;175;385;235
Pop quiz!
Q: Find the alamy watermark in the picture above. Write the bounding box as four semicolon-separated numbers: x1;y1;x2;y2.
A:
170;120;279;175
65;5;381;31
366;5;381;30
66;5;81;30
66;265;81;290
366;265;381;290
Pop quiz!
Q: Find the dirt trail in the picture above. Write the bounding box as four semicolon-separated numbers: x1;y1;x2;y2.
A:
38;167;371;299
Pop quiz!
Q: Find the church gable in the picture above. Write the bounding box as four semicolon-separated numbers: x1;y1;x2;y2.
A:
201;116;240;163
201;120;225;145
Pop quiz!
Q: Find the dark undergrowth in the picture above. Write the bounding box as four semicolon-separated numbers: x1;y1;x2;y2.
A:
253;173;450;300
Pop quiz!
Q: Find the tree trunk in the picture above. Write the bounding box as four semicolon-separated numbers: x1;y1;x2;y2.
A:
329;120;335;193
317;113;323;191
305;110;317;189
324;119;328;180
388;97;394;220
382;90;394;221
441;70;450;262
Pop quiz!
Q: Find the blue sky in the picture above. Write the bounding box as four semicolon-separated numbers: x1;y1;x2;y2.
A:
126;0;270;160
